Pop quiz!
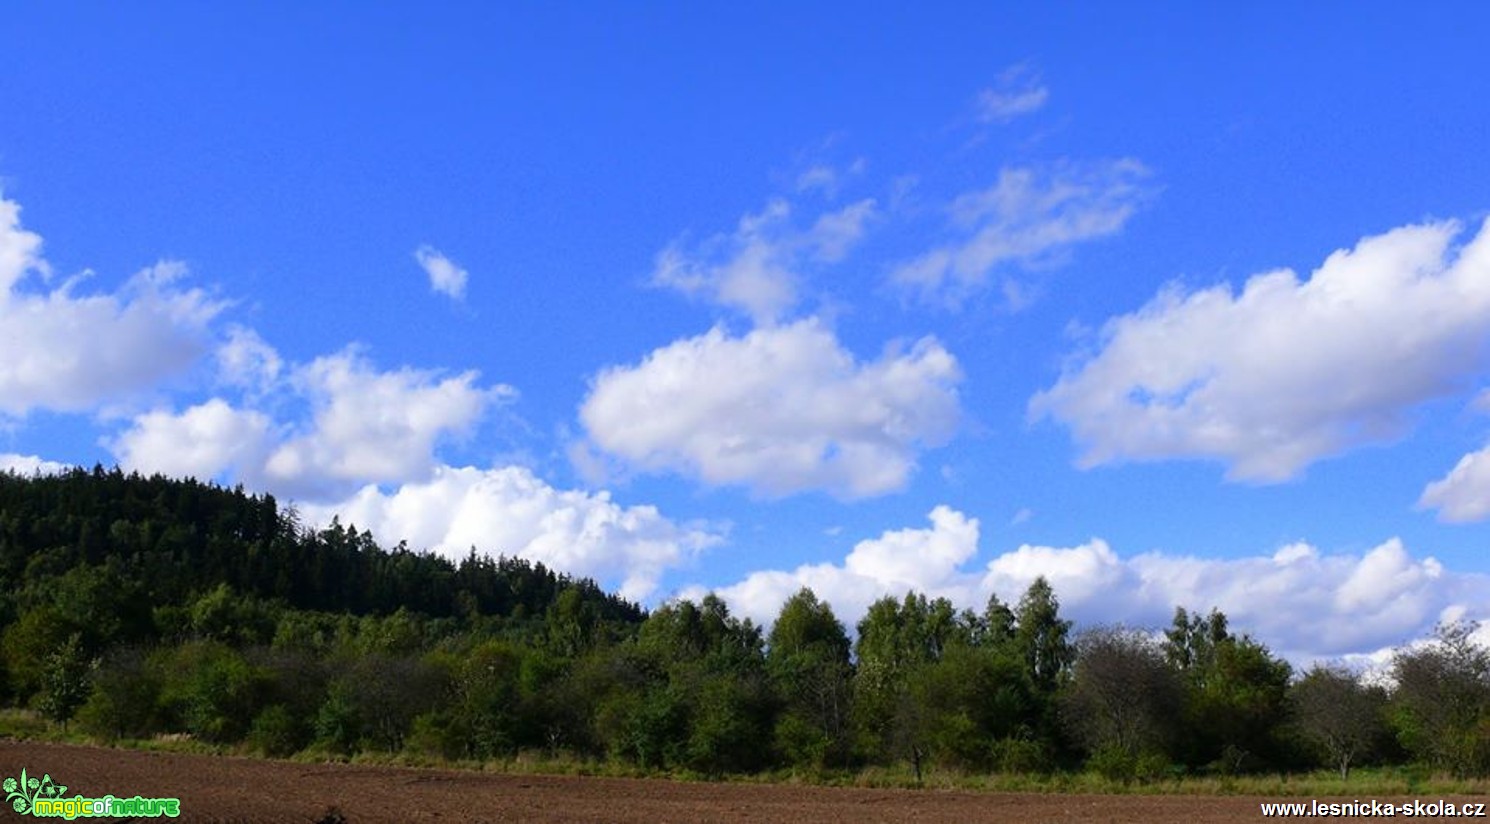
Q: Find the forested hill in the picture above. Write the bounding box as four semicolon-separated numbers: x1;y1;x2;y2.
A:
0;466;643;628
1;467;1484;783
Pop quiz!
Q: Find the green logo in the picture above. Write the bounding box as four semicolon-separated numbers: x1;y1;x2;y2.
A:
4;769;179;819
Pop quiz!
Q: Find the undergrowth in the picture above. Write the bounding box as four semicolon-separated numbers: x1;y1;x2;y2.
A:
2;709;1484;797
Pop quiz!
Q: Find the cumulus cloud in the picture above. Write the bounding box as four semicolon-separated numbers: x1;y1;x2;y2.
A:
1420;444;1490;522
651;198;877;324
578;318;961;498
698;507;1488;663
891;161;1149;305
111;344;513;499
1032;218;1490;482
0;197;225;416
695;506;983;626
414;245;469;301
976;65;1049;123
300;464;722;601
111;398;273;482
0;453;71;476
262;350;506;496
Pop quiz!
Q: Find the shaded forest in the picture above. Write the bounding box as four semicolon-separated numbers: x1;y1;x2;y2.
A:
2;467;1487;781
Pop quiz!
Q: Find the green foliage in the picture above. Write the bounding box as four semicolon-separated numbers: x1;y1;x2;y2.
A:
2;606;71;701
447;640;524;758
312;679;363;754
1086;744;1171;783
626;595;775;774
188;583;280;645
917;641;1035;770
853;591;961;772
1013;577;1073;696
0;467;641;628
38;633;92;727
989;736;1054;774
405;710;466;760
1164;606;1293;772
74;647;160;741
10;469;1490;782
1389;621;1490;777
766;589;853;768
156;641;263;743
314;655;447;753
247;704;306;757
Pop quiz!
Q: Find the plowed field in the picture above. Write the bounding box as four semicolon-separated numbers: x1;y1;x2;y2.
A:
2;740;1477;822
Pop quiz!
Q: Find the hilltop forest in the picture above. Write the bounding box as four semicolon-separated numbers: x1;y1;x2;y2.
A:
1;467;1487;781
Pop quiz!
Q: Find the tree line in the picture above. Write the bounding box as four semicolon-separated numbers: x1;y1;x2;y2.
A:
2;467;1488;780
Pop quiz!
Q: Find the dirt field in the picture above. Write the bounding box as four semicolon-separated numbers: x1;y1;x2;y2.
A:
1;740;1479;823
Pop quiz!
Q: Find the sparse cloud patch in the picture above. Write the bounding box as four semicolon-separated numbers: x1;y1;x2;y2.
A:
891;160;1150;307
415;244;469;301
651;198;876;324
976;64;1050;123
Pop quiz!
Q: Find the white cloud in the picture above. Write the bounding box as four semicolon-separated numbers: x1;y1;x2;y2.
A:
0;238;226;416
0;453;70;476
1032;218;1490;482
300;464;722;601
111;398;273;482
1117;539;1461;662
0;194;48;292
263;350;508;497
414;245;468;301
651;198;877;324
976;65;1049;123
110;346;512;500
1420;444;1490;522
693;506;983;629
578;318;961;498
216;325;283;394
891;161;1149;305
697;507;1488;663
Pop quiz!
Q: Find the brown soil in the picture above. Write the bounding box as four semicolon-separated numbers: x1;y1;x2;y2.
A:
0;740;1478;823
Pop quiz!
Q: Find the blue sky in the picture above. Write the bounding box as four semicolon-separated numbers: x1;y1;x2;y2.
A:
3;3;1489;663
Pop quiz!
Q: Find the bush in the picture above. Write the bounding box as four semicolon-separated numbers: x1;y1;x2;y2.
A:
248;705;306;757
156;642;263;743
312;683;360;754
1087;744;1174;784
775;712;830;769
405;711;466;760
991;737;1053;774
75;648;160;741
1088;744;1138;782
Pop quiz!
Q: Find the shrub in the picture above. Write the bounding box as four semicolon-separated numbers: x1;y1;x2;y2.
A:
248;705;306;757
